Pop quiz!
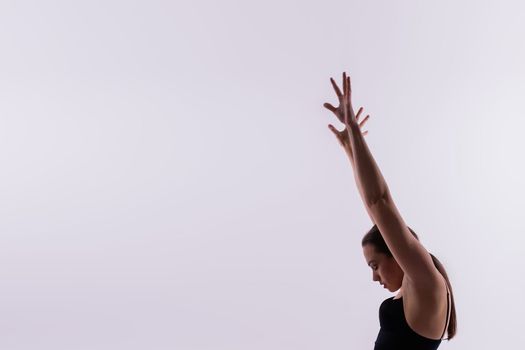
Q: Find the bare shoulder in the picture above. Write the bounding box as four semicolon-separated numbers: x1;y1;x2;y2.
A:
367;196;444;289
405;271;447;309
404;274;450;339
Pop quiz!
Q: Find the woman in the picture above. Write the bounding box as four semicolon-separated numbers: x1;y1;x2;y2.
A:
323;73;457;349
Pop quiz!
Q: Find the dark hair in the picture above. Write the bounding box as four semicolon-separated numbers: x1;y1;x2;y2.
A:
361;224;457;341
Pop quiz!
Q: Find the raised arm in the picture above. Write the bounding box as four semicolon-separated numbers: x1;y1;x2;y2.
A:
323;73;375;224
323;74;375;223
323;73;386;205
324;72;441;288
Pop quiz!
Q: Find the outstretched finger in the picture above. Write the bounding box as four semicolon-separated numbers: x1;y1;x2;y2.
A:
359;114;370;128
323;102;337;113
330;78;343;99
355;107;364;120
343;99;349;126
328;124;343;143
346;76;352;102
343;72;347;97
324;102;344;122
328;124;340;135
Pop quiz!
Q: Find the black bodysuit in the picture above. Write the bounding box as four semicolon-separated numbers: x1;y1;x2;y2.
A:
374;285;450;350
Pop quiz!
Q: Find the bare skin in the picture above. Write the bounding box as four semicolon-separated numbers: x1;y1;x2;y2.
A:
363;244;451;339
325;73;451;340
362;244;404;296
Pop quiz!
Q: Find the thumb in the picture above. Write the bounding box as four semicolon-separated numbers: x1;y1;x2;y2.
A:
328;124;339;136
328;124;344;145
323;103;336;112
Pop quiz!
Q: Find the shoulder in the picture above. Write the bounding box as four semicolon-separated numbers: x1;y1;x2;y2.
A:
404;273;448;322
404;274;450;339
367;197;443;288
406;271;446;300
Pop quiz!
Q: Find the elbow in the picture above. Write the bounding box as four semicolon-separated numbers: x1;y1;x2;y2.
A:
366;190;391;209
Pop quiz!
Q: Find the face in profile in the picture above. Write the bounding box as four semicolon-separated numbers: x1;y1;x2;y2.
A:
362;244;404;292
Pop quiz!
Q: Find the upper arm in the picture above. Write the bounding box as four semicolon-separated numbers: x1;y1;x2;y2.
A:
367;193;441;289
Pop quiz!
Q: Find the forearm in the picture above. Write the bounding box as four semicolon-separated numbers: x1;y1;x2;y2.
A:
347;123;390;208
343;141;377;224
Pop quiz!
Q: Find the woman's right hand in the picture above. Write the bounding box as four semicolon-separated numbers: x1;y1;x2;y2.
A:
323;72;370;152
327;108;369;160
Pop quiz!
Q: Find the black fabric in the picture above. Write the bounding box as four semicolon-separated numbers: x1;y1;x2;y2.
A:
374;287;449;350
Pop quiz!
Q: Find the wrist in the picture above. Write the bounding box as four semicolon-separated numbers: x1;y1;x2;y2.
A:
347;121;360;132
344;145;354;161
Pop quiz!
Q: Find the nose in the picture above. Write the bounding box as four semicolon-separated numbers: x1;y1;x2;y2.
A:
372;271;380;282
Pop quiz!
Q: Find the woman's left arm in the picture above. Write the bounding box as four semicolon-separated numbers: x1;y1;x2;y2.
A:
346;112;391;208
327;72;391;208
326;72;441;287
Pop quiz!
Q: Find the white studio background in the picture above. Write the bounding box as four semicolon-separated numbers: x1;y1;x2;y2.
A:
0;1;523;349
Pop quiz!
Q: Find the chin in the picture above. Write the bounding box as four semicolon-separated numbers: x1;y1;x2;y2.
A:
385;285;399;292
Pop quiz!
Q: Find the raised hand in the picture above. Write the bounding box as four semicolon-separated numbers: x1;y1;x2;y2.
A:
328;107;368;149
323;72;370;150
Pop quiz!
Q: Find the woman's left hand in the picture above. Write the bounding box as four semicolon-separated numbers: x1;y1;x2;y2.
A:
323;72;370;149
328;107;368;151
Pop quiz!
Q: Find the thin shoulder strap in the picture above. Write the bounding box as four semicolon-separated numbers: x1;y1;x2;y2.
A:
440;280;450;339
